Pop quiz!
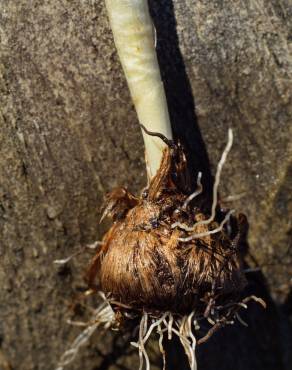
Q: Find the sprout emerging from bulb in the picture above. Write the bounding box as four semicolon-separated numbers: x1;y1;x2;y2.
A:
55;1;266;369
90;129;246;313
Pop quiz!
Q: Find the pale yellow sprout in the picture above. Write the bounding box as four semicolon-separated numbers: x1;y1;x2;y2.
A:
105;0;173;179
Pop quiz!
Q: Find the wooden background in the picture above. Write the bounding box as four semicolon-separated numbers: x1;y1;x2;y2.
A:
0;1;291;369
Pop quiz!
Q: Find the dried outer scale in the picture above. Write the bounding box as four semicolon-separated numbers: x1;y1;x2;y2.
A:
91;146;247;314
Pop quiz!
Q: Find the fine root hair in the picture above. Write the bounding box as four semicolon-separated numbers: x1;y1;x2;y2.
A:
55;293;265;370
55;292;114;370
129;294;265;370
178;209;234;242
54;241;103;265
172;129;234;233
131;311;197;370
181;172;203;211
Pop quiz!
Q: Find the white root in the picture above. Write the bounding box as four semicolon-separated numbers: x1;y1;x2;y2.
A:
130;302;262;370
53;241;103;265
131;312;169;370
132;311;198;370
171;171;203;229
55;323;99;370
157;324;166;370
177;312;197;370
236;313;249;327
179;209;234;242
237;303;248;310
222;192;246;202
243;295;267;309
57;298;260;370
55;294;114;370
182;172;203;211
167;313;174;340
173;129;234;234
142;312;168;343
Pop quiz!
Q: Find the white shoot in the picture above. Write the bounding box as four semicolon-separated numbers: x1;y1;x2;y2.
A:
105;0;173;179
173;129;234;233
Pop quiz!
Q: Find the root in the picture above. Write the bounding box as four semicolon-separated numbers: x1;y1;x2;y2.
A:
129;294;265;370
222;192;246;202
131;312;169;370
171;172;203;228
242;295;266;309
177;312;197;370
56;291;265;370
54;241;103;265
140;124;175;148
131;295;266;370
173;129;234;233
131;311;197;370
55;293;114;370
157;324;166;370
182;172;203;211
179;209;234;242
235;313;248;327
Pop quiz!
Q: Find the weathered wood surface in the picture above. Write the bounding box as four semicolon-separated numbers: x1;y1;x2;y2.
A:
0;1;291;369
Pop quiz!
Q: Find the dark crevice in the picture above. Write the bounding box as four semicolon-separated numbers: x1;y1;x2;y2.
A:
149;0;213;208
92;334;137;370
